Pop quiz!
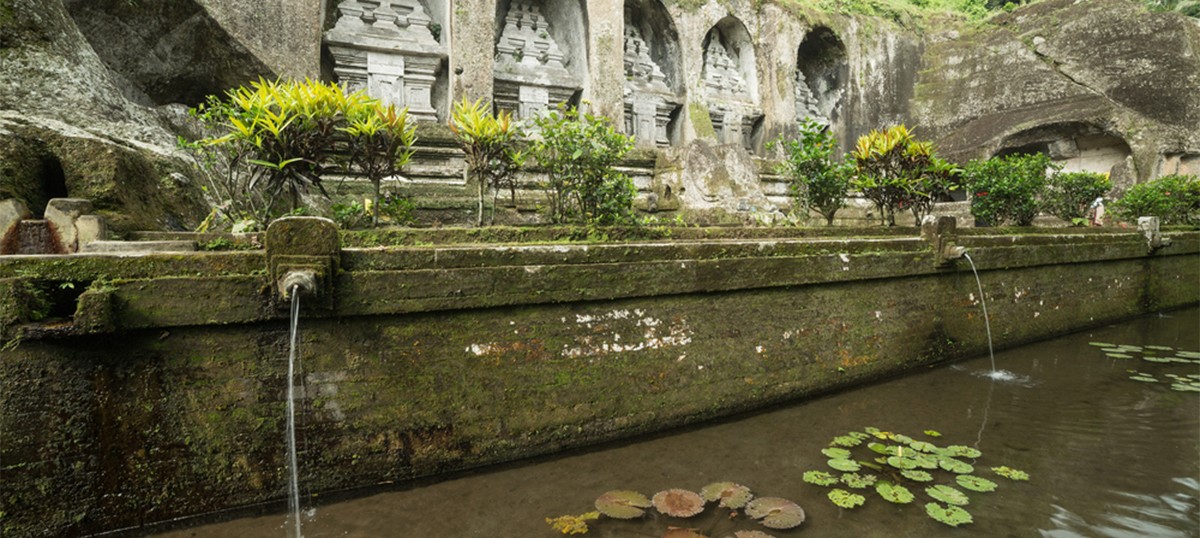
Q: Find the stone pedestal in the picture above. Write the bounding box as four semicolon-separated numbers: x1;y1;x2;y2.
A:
493;0;581;121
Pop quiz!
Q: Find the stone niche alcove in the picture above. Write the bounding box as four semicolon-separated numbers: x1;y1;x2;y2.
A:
324;0;450;122
493;0;588;121
795;26;847;128
701;16;762;152
996;122;1135;188
623;0;684;148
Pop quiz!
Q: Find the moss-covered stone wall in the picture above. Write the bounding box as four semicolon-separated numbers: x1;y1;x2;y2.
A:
1;231;1197;536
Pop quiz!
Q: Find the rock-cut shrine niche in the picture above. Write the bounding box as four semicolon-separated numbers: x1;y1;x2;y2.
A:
623;0;684;148
324;0;449;122
701;17;762;151
493;0;586;121
996;122;1135;189
795;26;847;128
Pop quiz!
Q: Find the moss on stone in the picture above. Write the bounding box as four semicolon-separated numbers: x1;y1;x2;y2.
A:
688;102;717;140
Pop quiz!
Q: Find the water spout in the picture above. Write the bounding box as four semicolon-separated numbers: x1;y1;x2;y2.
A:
962;252;1011;380
286;284;304;538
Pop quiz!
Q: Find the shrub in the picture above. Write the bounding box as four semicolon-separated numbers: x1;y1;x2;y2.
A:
850;125;958;226
341;103;417;226
1111;174;1200;225
772;119;853;226
963;153;1056;226
532;105;637;226
1043;171;1112;225
449;98;525;226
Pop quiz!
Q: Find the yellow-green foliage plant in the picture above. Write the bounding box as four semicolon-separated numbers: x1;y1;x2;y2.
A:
851;125;958;226
448;98;525;227
342;103;417;227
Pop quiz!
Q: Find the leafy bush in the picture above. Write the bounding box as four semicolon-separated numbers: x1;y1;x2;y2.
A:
850;125;958;226
963;153;1056;226
772;119;853;226
532;105;637;226
449;98;525;227
341;104;417;226
1043;171;1112;225
1111;174;1200;225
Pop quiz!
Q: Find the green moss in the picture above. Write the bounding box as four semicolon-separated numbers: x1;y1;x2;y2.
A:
688;102;717;140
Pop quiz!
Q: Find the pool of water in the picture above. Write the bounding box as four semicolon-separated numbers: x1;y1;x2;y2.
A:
154;308;1200;537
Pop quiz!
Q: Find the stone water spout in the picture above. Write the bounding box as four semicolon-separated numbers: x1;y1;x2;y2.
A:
921;215;966;267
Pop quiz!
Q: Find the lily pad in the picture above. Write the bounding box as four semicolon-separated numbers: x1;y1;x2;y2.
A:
662;528;708;538
956;475;998;493
886;456;918;470
848;431;871;440
926;485;969;506
596;490;652;519
1176;351;1200;359
867;442;899;456
864;426;882;435
732;531;776;538
652;489;706;518
1088;341;1115;347
889;433;915;445
1170;383;1200;392
1145;345;1174;351
923;430;942;437
802;471;838;487
1130;375;1158;383
828;458;861;472
925;503;973;527
991;466;1030;481
1143;356;1174;363
827;489;865;509
1118;345;1144;352
829;435;862;448
1106;353;1134;359
908;440;938;453
840;473;876;489
822;447;852;460
938;457;974;474
875;482;915;504
944;445;982;458
912;453;940;470
700;482;753;509
901;469;934;482
745;497;805;530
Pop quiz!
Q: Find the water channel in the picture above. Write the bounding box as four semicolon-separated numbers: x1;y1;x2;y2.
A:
155;307;1200;537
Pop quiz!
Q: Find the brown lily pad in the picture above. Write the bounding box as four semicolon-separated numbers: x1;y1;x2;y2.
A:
662;527;709;538
653;489;707;518
745;497;806;530
595;490;652;519
700;482;754;509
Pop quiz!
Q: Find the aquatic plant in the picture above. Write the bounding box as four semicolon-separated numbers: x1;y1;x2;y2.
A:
547;483;803;536
1090;342;1200;392
803;427;1029;527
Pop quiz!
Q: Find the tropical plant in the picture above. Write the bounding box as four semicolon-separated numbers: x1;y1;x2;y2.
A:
1043;171;1112;225
963;153;1057;226
449;98;525;227
802;427;1029;527
532;104;637;227
772;119;853;226
1111;174;1200;226
547;483;803;536
850;125;959;226
341;103;417;226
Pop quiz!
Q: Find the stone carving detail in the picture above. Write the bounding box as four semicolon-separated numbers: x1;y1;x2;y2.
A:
623;26;680;148
325;0;446;122
493;1;580;121
702;31;762;150
795;69;828;126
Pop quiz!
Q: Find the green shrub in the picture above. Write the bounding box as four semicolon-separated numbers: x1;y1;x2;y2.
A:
449;98;525;227
850;125;958;226
1111;174;1200;225
341;103;417;227
532;105;637;226
1043;171;1112;225
963;153;1056;226
772;119;853;226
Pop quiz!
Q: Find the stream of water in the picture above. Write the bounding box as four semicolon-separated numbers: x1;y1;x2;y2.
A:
286;286;303;538
157;307;1200;537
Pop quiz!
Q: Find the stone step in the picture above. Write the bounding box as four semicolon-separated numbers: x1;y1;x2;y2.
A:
80;240;196;254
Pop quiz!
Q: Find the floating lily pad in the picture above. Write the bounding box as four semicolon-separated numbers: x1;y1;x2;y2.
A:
1118;345;1144;352
840;473;876;489
1088;341;1115;347
886;456;918;470
1145;345;1174;351
848;431;871;440
938;457;974;474
1130;375;1158;383
944;445;982;458
745;497;805;529
908;440;938;453
913;453;940;470
822;447;852;460
924;429;942;437
875;482;914;504
699;482;753;509
926;485;970;506
828;458;861;472
829;435;862;448
925;503;973;527
864;426;881;435
802;471;838;487
889;433;914;445
1106;353;1134;359
662;527;708;538
956;475;998;493
827;489;865;509
1176;351;1200;359
1170;383;1200;392
652;489;705;518
867;442;899;456
596;490;652;519
901;470;934;482
1143;356;1174;363
732;531;775;538
992;466;1030;481
1099;347;1123;353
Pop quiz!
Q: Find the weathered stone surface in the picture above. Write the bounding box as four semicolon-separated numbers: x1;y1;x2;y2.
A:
74;214;106;247
0;198;32;245
43;197;92;252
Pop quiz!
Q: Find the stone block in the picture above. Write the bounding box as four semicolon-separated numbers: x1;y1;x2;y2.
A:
43;198;93;253
75;215;107;247
0;199;33;247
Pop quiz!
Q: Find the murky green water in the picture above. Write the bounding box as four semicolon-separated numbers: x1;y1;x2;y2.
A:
155;308;1200;537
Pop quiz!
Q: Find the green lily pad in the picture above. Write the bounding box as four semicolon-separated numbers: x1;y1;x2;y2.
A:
868;443;899;456
912;453;940;470
827;489;865;509
889;433;914;445
956;475;998;493
745;497;806;530
1088;342;1114;347
908;440;938;453
840;473;876;489
1118;345;1144;352
848;431;870;440
886;456;918;470
829;435;862;448
864;426;881;435
991;466;1030;481
925;502;973;527
938;457;974;474
926;485;970;506
1145;345;1174;351
1106;353;1134;359
1170;383;1200;392
1143;356;1174;363
700;482;753;509
1176;351;1200;359
595;490;652;519
1130;375;1158;383
944;445;982;458
901;470;934;482
822;447;852;460
923;430;942;437
875;482;914;504
828;458;861;472
802;470;839;487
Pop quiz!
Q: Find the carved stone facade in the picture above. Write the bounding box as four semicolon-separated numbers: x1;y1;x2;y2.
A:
325;0;446;122
493;1;581;121
622;26;680;148
702;29;762;150
795;69;827;127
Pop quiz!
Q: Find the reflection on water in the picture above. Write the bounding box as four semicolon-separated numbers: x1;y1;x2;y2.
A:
155;308;1200;537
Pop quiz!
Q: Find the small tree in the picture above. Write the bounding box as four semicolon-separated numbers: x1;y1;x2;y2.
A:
1043;171;1112;225
963;153;1056;226
449;99;525;227
850;125;956;226
772;119;852;226
342;103;417;227
1111;174;1200;225
532;105;636;226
